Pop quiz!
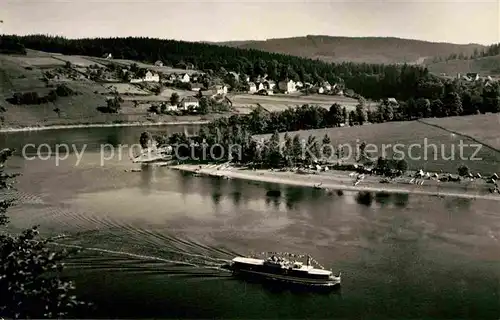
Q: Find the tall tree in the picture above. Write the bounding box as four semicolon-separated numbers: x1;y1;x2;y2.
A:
355;104;367;125
321;134;333;161
328;103;343;127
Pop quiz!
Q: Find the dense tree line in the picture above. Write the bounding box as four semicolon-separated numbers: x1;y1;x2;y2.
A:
151;106;408;175
2;35;430;101
0;37;26;54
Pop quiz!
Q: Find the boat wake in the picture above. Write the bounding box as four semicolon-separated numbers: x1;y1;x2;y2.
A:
50;241;235;277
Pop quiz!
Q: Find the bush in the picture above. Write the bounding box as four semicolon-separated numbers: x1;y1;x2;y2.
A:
457;165;470;176
55;84;76;97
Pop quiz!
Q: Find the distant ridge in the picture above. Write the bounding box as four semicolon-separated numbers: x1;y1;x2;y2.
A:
216;35;486;64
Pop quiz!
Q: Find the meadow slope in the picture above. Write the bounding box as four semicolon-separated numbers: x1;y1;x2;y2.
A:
219;36;485;64
255;114;500;175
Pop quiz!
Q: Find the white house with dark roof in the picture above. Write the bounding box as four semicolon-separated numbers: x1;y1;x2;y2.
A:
210;85;228;95
322;81;332;91
178;73;190;83
247;82;257;93
179;96;199;111
278;80;296;93
130;71;159;83
264;80;276;90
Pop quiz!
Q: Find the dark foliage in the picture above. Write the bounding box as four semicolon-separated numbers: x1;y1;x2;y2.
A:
7;84;77;105
0;37;27;54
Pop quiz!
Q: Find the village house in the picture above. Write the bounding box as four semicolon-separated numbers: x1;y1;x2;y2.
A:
244;75;250;83
130;71;160;83
144;71;160;82
322;81;332;91
229;71;240;82
257;82;265;91
211;85;228;95
264;80;276;90
190;83;205;91
165;103;178;112
247;82;257;93
178;73;190;83
179;96;199;111
458;73;480;82
163;74;177;83
466;73;480;81
387;98;398;106
295;81;303;88
154;60;164;67
278;80;297;93
103;53;113;59
318;87;325;94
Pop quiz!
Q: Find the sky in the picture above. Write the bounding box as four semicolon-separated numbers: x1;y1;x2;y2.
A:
2;0;499;45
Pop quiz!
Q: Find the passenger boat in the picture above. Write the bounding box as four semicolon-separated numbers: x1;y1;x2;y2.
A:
222;253;341;288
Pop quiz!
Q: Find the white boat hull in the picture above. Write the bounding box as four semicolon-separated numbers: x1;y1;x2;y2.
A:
233;268;341;287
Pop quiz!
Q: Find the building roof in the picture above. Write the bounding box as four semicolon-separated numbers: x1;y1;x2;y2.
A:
190;83;205;89
181;96;199;103
232;257;264;265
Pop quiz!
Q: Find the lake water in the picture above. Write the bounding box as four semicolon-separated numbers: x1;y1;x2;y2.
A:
1;126;500;319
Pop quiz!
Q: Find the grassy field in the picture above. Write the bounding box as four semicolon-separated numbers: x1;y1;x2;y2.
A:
420;114;500;150
0;54;67;68
51;55;107;68
255;115;500;175
105;83;151;95
230;93;363;112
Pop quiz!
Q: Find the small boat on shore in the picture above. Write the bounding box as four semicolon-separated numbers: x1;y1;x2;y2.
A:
221;253;341;288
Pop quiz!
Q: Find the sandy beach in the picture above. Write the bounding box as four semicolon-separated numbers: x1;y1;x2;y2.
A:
0;120;210;133
169;164;500;201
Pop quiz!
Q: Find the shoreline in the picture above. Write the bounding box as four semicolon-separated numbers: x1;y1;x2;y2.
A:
170;164;500;202
0;120;210;133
